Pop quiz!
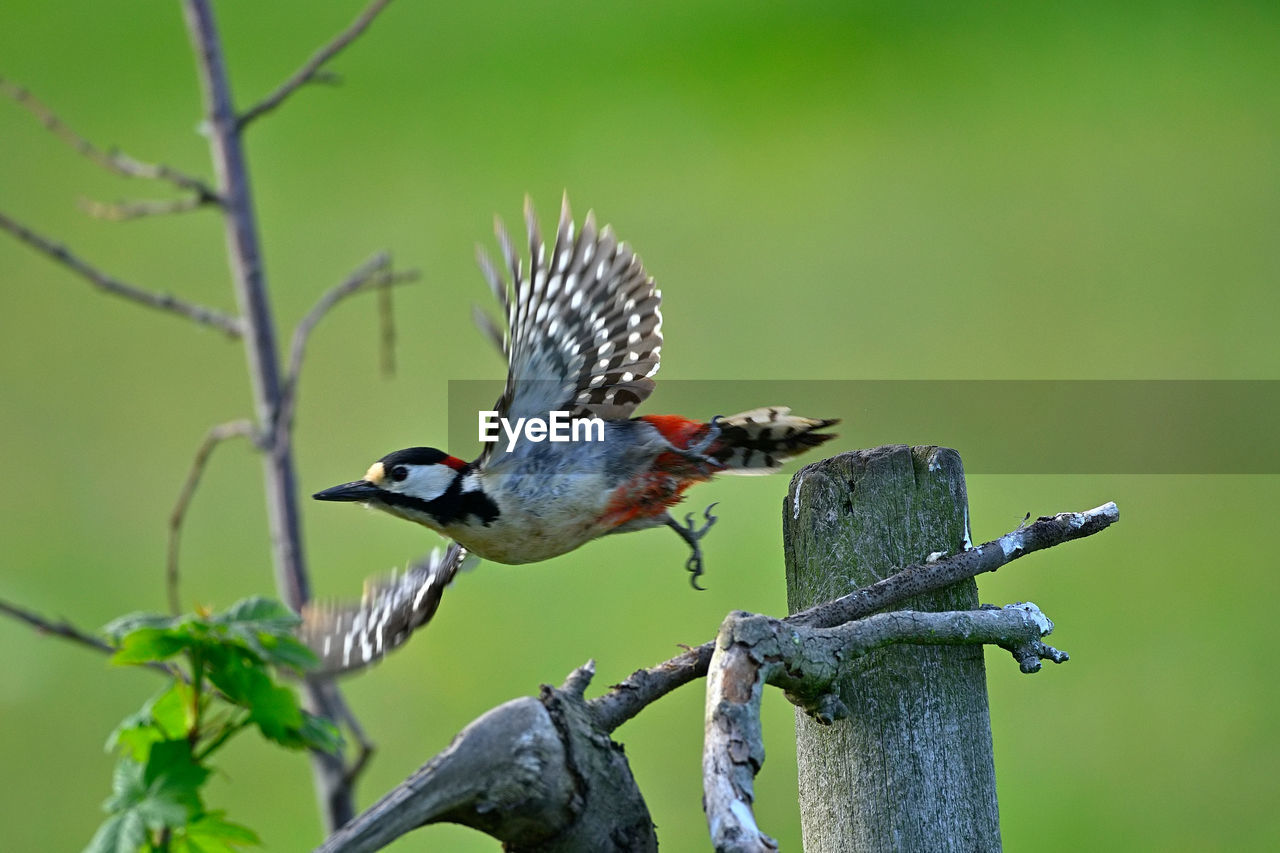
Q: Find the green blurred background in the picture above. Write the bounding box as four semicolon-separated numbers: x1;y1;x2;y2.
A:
2;1;1277;850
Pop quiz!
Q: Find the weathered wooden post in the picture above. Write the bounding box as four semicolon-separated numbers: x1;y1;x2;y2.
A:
783;445;1000;851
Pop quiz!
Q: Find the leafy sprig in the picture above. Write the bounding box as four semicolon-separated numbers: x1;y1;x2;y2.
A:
86;597;340;852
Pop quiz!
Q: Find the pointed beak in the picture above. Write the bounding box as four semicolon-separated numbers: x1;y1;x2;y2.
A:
313;480;382;502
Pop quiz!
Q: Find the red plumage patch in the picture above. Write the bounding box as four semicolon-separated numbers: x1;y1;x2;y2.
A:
602;471;694;528
638;414;705;448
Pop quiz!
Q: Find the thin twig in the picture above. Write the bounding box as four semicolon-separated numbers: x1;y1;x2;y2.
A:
80;195;207;222
0;210;244;338
0;598;115;655
0;598;179;678
167;420;259;615
589;501;1119;732
308;677;377;787
275;252;417;445
378;279;396;377
237;0;397;129
0;75;220;201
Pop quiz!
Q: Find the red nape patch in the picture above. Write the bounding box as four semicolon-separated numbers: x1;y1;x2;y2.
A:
639;415;706;448
441;455;468;471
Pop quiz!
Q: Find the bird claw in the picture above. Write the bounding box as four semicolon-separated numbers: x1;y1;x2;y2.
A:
686;415;723;458
659;415;725;475
686;553;705;590
668;503;718;590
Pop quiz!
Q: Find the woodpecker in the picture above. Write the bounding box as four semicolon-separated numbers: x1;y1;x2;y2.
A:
302;196;837;674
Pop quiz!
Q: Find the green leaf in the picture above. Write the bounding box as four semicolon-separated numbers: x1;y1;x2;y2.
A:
102;612;180;642
106;709;161;761
214;597;315;670
107;684;194;761
298;711;344;756
133;740;209;830
111;628;190;664
110;726;164;764
83;811;147;853
104;758;146;813
241;632;318;671
246;682;305;746
214;597;299;632
172;812;260;853
149;682;195;738
204;647;261;706
205;648;304;744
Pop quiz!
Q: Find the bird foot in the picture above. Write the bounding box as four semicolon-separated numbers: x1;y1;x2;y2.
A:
666;503;719;589
659;415;724;474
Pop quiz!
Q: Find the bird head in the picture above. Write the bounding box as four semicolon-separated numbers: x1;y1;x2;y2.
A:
313;447;471;527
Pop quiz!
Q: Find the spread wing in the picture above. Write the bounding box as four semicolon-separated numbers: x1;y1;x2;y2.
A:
299;542;469;676
474;195;663;463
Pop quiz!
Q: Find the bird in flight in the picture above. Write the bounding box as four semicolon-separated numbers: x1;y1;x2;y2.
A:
303;196;837;674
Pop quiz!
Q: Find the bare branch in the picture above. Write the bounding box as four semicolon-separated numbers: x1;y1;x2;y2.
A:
0;597;116;656
702;604;1065;852
0;209;244;338
0;598;180;678
80;195;208;222
167;420;259;615
275;252;417;444
181;0;406;824
306;677;378;788
378;279;396;377
237;0;397;129
183;0;362;826
0;75;220;201
787;501;1120;630
589;501;1119;732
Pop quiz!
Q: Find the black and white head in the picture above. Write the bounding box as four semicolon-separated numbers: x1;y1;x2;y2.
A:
313;447;498;529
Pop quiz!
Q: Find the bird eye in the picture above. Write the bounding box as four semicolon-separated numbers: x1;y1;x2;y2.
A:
390;465;409;482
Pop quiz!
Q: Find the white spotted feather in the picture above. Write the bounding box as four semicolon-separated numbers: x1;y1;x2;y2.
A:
475;195;663;461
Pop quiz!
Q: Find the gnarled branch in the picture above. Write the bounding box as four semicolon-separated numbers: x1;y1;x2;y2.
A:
702;604;1066;852
317;500;1116;852
315;662;655;853
589;501;1118;732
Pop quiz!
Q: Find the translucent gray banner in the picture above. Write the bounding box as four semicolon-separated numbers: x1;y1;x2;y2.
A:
445;380;1280;474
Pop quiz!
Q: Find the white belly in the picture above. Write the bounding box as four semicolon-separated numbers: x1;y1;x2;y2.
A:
436;421;674;564
439;468;616;564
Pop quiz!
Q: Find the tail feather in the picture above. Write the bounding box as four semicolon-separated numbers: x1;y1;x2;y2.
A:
711;407;839;475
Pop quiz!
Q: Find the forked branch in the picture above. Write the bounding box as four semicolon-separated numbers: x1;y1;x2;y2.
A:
702;604;1067;852
318;501;1117;853
275;252;417;443
589;501;1119;732
237;0;398;129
